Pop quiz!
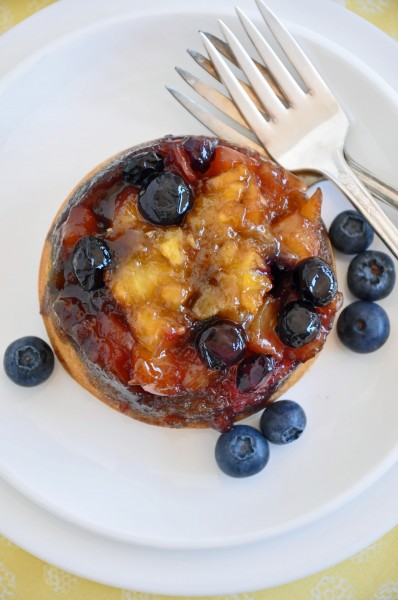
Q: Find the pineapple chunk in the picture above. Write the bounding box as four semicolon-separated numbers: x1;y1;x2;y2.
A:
159;283;190;308
159;230;186;266
300;187;322;224
192;277;241;321
218;201;246;228
205;164;250;201
242;175;265;226
216;240;239;268
233;245;272;313
133;304;185;352
111;194;139;236
247;296;285;358
111;258;172;304
272;211;320;260
193;244;272;320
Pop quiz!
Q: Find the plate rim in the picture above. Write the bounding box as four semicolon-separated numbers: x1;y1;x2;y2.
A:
0;0;398;556
0;463;396;595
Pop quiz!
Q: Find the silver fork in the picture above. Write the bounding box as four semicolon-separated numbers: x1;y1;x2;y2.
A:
168;0;398;257
172;46;398;211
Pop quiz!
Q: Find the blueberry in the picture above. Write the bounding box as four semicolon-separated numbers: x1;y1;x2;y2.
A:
277;300;320;348
138;172;193;226
236;354;274;393
122;151;164;187
215;425;270;477
182;136;216;172
337;300;390;353
4;336;54;387
347;250;395;301
196;319;247;370
294;257;337;306
71;236;112;291
260;400;307;444
329;210;374;254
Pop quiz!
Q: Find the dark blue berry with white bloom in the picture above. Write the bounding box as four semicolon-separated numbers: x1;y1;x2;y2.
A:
260;400;307;444
347;250;395;301
329;210;374;254
215;425;270;477
4;336;54;387
337;300;390;353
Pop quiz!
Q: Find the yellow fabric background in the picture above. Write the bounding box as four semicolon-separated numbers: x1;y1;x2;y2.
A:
0;0;397;598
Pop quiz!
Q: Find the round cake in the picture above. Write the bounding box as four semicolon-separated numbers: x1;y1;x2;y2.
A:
39;135;342;431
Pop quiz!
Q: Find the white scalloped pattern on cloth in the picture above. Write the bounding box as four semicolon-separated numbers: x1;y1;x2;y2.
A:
348;0;389;15
43;566;78;594
121;593;160;600
27;0;55;11
346;0;398;37
350;539;385;564
373;581;398;600
0;5;12;32
0;562;15;600
310;576;355;600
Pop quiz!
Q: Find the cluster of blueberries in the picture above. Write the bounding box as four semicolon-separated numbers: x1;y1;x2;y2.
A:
215;209;396;478
330;210;395;353
215;400;306;478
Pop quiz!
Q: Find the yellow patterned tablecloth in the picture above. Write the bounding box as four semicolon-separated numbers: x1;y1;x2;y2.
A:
0;0;398;598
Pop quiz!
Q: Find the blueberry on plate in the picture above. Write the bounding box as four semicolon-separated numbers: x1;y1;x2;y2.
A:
4;336;54;387
347;250;396;301
196;319;247;370
138;172;193;226
294;257;337;306
260;400;307;444
182;136;216;172
122;151;164;187
337;300;390;353
236;354;274;393
277;300;320;348
329;210;374;254
215;425;270;478
71;236;112;291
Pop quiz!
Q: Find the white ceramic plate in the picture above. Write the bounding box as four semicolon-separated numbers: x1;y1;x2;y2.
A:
0;0;398;551
0;462;397;595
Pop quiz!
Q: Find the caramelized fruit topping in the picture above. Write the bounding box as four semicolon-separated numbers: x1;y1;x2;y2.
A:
47;137;341;430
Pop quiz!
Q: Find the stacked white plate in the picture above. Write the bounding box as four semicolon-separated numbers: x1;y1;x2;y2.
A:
0;0;397;594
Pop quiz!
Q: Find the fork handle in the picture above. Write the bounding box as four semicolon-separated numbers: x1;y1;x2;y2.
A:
323;151;398;260
345;153;398;211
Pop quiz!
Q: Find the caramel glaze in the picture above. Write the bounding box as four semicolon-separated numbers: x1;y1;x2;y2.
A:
41;136;341;432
